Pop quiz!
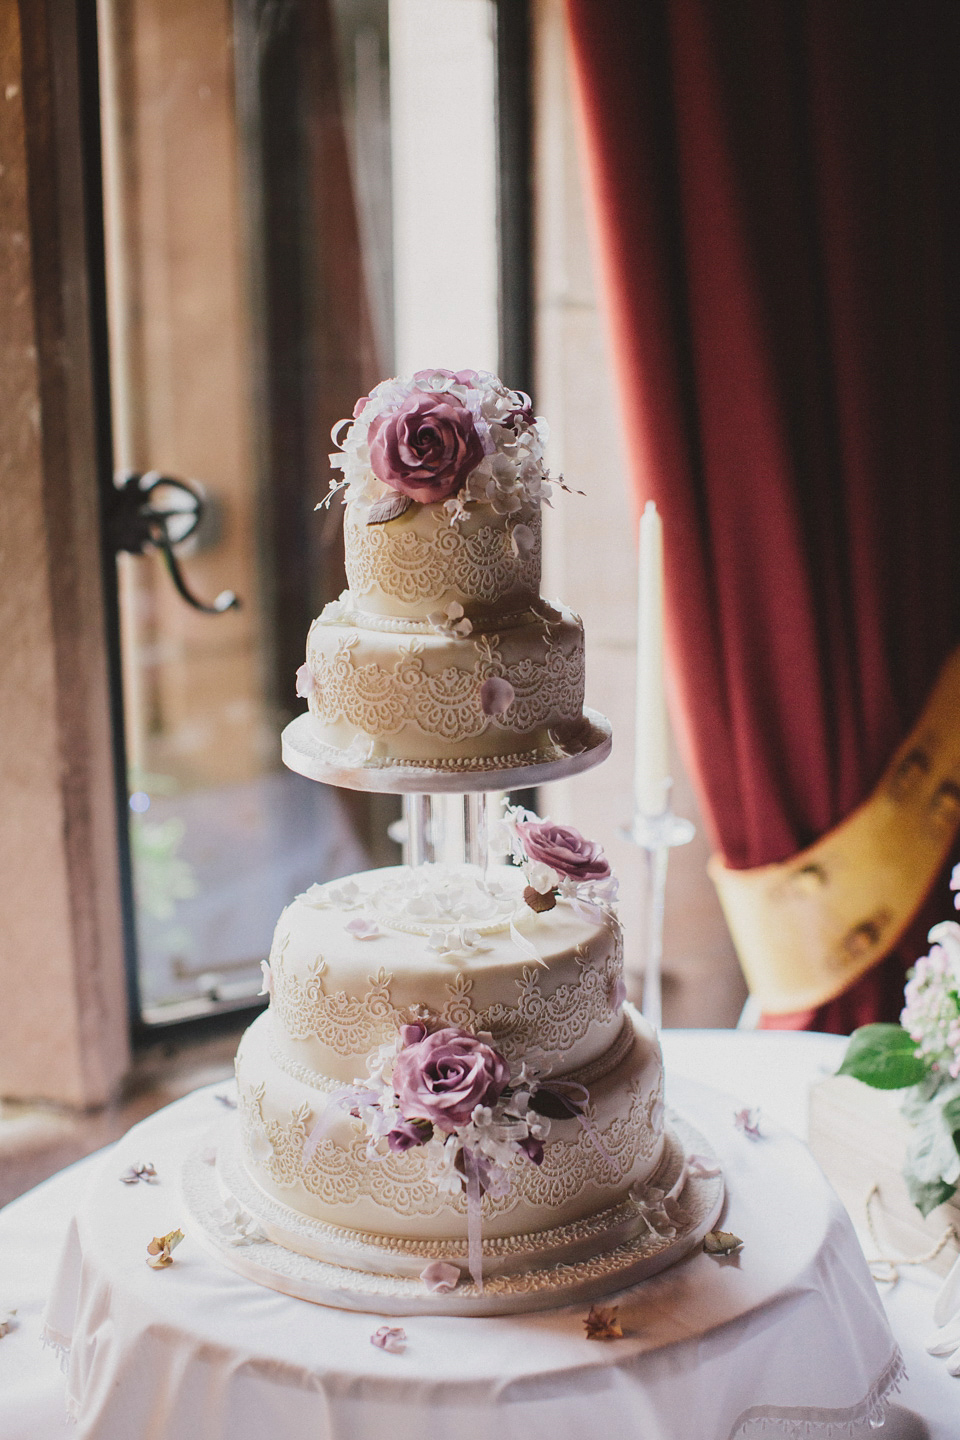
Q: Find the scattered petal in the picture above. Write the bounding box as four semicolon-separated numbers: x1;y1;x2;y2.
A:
584;1304;623;1340
734;1107;761;1139
295;663;314;699
480;677;515;717
371;1325;407;1353
215;1092;238;1109
511;523;535;558
0;1309;17;1339
119;1161;158;1186
146;1229;184;1269
687;1153;722;1179
704;1230;743;1258
346;917;381;940
608;976;627;1012
420;1261;461;1293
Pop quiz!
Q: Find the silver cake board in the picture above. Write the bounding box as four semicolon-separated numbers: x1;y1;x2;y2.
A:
280;707;612;794
180;1112;724;1318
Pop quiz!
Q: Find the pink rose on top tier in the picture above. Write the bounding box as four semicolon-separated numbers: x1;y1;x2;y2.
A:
517;820;611;884
367;390;485;503
391;1027;509;1132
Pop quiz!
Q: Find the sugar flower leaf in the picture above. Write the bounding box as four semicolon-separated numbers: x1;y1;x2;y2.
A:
258;960;273;997
583;1304;623;1340
367;491;413;525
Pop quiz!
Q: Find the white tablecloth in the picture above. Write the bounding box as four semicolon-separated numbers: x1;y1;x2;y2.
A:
0;1031;952;1439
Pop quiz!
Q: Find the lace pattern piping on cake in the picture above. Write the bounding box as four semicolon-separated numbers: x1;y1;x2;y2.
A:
238;1070;663;1218
306;632;584;740
345;508;541;606
268;930;623;1064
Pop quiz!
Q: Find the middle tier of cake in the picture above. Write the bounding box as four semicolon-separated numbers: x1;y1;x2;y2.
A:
303;599;586;768
263;863;625;1083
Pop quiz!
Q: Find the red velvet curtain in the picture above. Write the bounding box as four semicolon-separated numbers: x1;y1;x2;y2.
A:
565;0;960;1030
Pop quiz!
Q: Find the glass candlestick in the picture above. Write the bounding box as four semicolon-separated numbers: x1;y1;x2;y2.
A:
623;784;695;1030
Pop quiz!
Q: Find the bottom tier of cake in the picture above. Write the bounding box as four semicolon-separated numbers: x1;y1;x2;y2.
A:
234;1007;665;1253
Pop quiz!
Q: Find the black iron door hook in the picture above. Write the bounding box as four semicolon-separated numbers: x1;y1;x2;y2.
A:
107;470;240;615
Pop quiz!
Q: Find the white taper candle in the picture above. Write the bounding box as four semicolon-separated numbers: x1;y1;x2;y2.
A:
634;501;670;817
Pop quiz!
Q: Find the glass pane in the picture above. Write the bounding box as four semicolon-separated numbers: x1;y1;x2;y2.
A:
98;0;386;1020
98;0;500;1021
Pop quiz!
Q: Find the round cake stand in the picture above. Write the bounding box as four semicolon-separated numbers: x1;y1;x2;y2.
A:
280;707;612;794
181;1113;723;1318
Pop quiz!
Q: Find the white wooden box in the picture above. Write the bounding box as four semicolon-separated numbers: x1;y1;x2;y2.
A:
808;1074;960;1278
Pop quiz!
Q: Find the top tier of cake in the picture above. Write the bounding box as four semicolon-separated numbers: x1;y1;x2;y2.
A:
296;370;593;773
327;368;552;629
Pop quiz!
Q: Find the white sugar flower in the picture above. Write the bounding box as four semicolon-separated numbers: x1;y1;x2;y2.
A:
427;601;473;637
524;860;560;895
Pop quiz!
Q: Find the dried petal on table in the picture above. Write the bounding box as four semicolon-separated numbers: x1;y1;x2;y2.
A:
733;1108;762;1139
703;1230;744;1258
583;1304;623;1340
371;1325;407;1354
119;1161;158;1185
0;1309;17;1339
215;1092;238;1109
146;1229;185;1269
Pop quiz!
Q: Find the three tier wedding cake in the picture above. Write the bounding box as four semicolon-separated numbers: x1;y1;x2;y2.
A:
220;370;720;1314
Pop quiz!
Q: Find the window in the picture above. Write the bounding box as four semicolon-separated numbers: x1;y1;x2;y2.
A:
95;0;530;1025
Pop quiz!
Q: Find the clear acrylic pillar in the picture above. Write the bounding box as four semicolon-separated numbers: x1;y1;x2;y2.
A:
402;793;489;870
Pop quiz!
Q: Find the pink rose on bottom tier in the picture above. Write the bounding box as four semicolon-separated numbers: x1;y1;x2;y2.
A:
391;1027;510;1132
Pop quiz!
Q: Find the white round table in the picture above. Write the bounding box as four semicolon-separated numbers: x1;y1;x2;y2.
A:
0;1031;951;1439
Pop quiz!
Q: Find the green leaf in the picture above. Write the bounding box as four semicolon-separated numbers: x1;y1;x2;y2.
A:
905;1172;957;1218
837;1024;928;1090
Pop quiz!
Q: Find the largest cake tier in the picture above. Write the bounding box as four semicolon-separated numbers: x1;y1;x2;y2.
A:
234;864;666;1260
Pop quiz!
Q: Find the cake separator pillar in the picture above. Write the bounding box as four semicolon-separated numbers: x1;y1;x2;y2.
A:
402;792;490;870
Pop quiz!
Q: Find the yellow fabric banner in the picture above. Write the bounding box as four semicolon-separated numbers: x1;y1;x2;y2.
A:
710;646;960;1014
